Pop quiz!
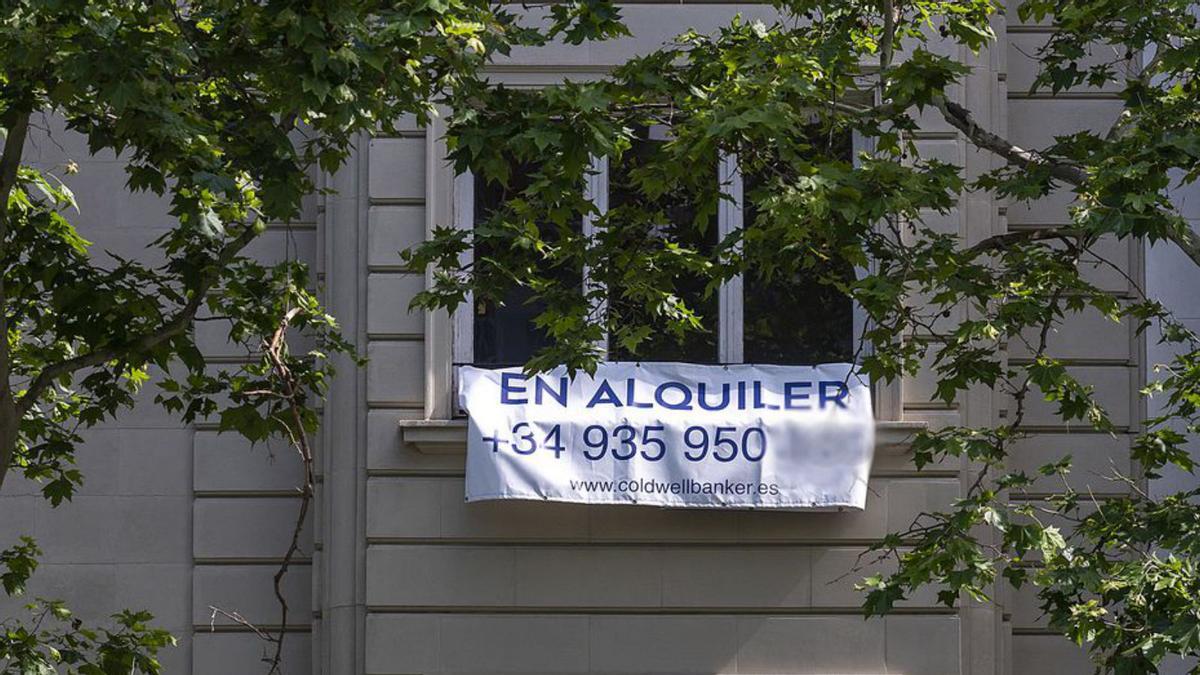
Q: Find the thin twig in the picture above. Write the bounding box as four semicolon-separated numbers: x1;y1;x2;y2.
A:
260;306;314;675
208;606;276;645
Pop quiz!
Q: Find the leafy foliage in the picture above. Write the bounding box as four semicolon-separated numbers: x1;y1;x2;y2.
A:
403;0;1200;672
0;538;175;674
0;0;627;671
1;0;621;498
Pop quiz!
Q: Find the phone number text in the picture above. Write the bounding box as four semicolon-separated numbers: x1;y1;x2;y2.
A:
480;422;768;463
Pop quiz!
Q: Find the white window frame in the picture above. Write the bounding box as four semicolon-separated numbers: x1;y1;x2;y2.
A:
450;169;475;367
423;85;898;420
450;143;870;367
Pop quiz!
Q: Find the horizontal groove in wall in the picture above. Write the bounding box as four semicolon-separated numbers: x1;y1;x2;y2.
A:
1008;358;1135;367
193;624;312;634
366;264;420;274
903;402;960;411
1008;91;1122;100
363;605;957;616
373;130;427;140
1010;491;1130;501
1004;225;1137;239
198;354;259;364
1011;627;1065;636
364;469;960;479
194;557;313;566
368;268;423;275
366;333;424;342
912;131;960;140
1004;428;1133;436
484;63;615;74
193;490;306;499
194;415;323;432
1017;425;1133;434
1005;222;1079;230
365;469;487;478
367;402;426;410
867;469;958;478
264;221;318;231
1006;25;1058;34
1003;291;1140;302
369;198;425;207
364;538;921;548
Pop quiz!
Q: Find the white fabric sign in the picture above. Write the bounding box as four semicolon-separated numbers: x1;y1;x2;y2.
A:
459;362;875;509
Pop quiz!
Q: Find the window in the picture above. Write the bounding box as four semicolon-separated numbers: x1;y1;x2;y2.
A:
605;125;720;363
467;165;577;366
740;132;860;365
452;130;864;369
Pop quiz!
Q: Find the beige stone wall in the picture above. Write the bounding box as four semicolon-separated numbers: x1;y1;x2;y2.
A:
0;116;321;672
0;3;1150;674
353;5;1147;674
997;5;1145;673
358;5;983;674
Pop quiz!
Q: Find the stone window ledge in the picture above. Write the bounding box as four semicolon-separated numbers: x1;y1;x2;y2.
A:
399;419;927;456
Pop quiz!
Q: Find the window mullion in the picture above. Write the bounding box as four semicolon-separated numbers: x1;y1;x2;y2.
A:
718;152;744;364
452;170;475;366
583;154;609;359
851;131;874;361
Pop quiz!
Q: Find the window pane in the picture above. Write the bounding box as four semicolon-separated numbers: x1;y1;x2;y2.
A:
743;268;856;364
472;168;561;367
743;130;857;365
607;127;719;363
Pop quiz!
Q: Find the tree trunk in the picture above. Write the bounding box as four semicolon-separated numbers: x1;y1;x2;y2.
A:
0;109;32;491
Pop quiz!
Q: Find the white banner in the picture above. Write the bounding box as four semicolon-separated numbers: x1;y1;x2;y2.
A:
459;362;875;509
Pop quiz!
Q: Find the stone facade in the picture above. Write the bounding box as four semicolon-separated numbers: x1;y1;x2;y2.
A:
0;3;1167;674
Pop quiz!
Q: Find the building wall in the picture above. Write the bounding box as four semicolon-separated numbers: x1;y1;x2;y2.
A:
0;3;1153;675
0;113;319;673
1000;4;1145;673
354;4;984;674
349;4;1147;674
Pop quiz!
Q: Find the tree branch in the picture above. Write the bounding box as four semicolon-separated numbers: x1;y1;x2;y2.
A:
201;306;314;675
935;97;1087;185
933;96;1200;268
966;228;1082;255
879;0;899;76
13;223;260;419
0;108;32;489
261;305;314;675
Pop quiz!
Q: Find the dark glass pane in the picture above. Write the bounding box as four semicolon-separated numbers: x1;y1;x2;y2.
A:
743;269;855;364
607;127;719;363
472;168;557;367
743;130;856;365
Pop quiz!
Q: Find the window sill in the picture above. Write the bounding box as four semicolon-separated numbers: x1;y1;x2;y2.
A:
398;419;927;456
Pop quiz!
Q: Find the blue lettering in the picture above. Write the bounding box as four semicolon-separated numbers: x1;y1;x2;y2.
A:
655;381;693;410
697;382;731;411
737;381;747;409
625;379;653;408
586;379;624;408
500;372;527;404
752;381;780;410
784;381;813;410
819;381;849;409
535;376;569;406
